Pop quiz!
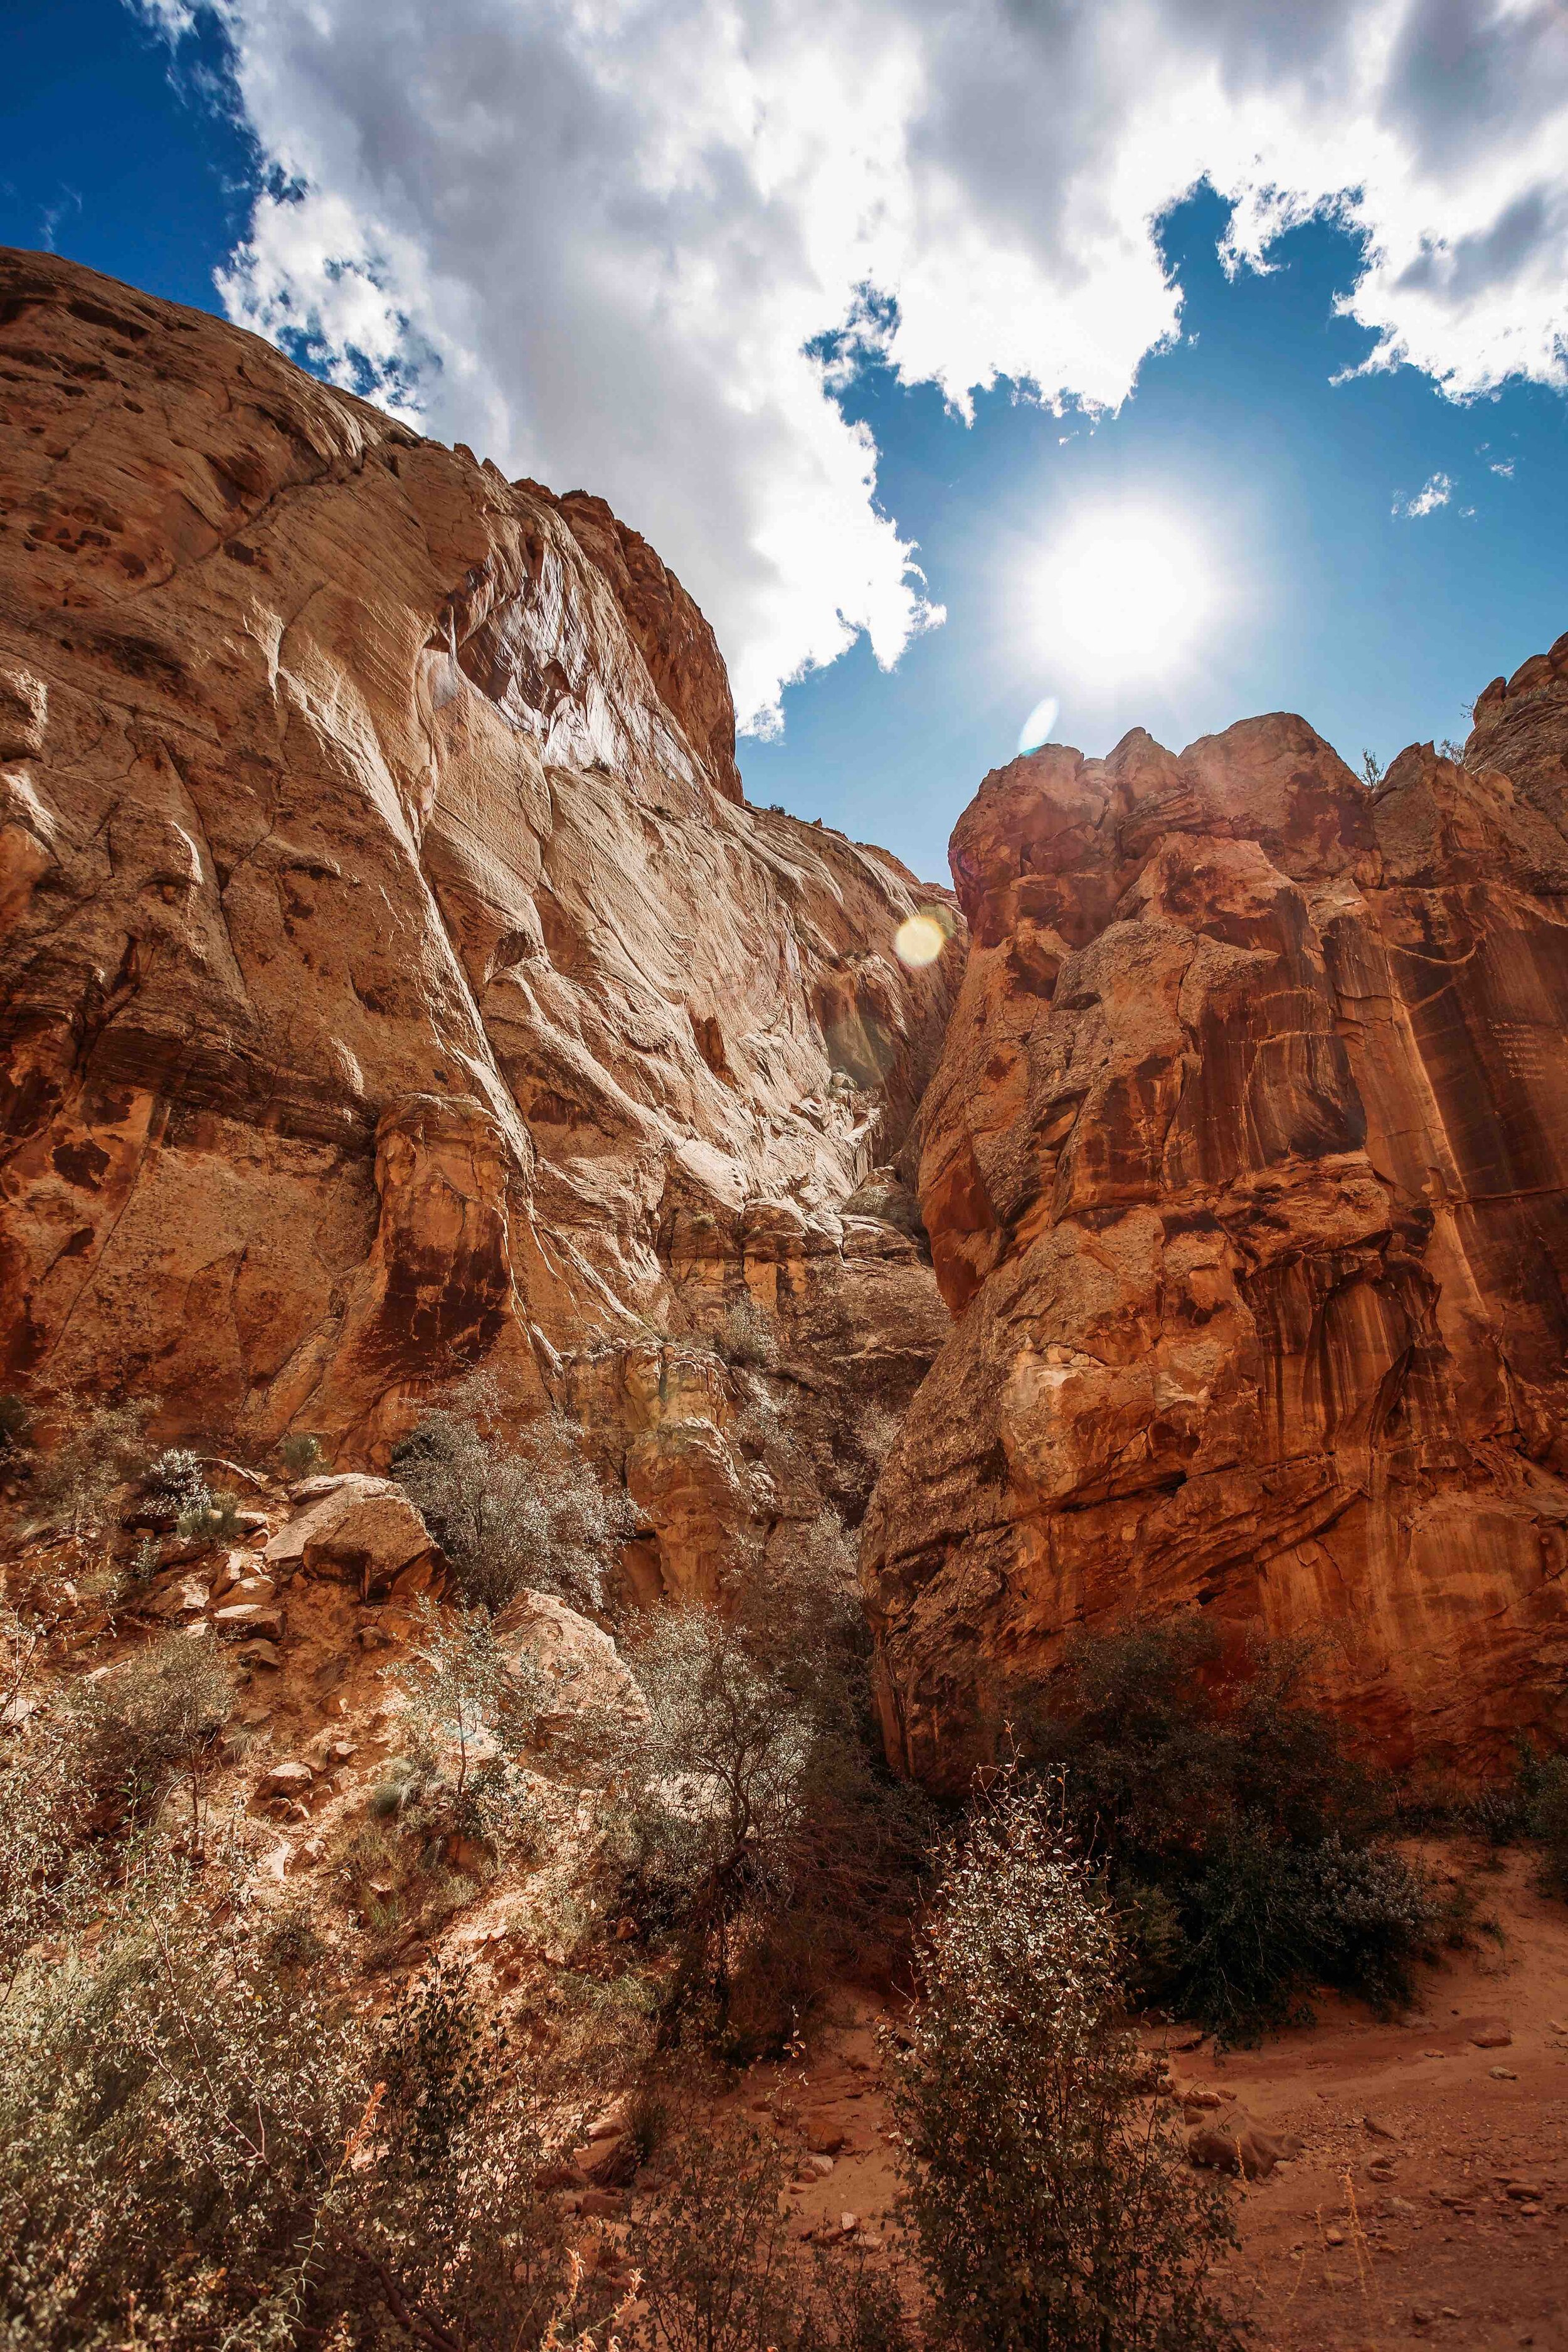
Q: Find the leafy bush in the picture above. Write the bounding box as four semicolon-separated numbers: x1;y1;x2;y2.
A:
625;2107;908;2352
385;1596;548;1853
278;1430;324;1478
70;1629;233;1842
393;1375;630;1614
29;1394;153;1539
1013;1617;1442;2040
615;1518;930;2054
886;1770;1241;2352
1528;1755;1568;1896
0;1873;589;2352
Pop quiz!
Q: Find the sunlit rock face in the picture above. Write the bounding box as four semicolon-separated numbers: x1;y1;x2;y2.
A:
0;252;960;1520
865;659;1568;1788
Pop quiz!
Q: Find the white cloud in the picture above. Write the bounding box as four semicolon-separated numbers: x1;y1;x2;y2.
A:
1490;457;1517;475
1394;472;1455;517
145;0;1568;731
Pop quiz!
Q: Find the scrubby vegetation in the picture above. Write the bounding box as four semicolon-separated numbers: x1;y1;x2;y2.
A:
1011;1617;1451;2041
393;1374;631;1614
889;1770;1241;2352
7;1362;1562;2352
613;1520;931;2058
28;1392;152;1539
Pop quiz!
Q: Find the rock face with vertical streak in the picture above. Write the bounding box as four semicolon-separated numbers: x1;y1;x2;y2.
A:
864;644;1568;1786
0;250;960;1604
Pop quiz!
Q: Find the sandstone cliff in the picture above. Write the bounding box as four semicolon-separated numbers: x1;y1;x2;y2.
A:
864;641;1568;1783
0;252;960;1598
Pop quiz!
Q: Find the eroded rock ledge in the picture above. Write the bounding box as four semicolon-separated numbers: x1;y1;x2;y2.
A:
0;249;960;1602
865;648;1568;1785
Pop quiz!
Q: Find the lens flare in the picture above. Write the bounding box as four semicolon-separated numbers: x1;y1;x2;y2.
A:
895;913;947;968
1017;694;1060;756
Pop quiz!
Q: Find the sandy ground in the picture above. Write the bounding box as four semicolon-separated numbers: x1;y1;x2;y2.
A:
716;1849;1568;2352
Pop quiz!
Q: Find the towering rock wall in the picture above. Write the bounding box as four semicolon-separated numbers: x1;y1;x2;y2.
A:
865;645;1568;1785
0;252;960;1597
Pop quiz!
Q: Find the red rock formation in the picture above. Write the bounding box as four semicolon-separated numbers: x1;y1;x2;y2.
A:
865;657;1568;1785
0;252;960;1599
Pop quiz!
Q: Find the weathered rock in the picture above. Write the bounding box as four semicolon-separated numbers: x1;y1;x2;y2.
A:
234;1638;282;1670
213;1603;284;1640
495;1586;646;1777
264;1475;438;1600
0;251;959;1509
866;689;1568;1785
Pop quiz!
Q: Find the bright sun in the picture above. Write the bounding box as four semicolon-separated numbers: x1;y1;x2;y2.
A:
1025;507;1214;690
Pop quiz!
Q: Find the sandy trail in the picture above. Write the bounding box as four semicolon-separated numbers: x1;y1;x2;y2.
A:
715;1848;1568;2351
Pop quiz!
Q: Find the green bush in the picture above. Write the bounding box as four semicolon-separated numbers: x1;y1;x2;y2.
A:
1013;1617;1442;2041
69;1630;233;1841
614;1522;929;2055
392;1374;630;1614
886;1770;1241;2352
278;1431;324;1478
30;1394;153;1539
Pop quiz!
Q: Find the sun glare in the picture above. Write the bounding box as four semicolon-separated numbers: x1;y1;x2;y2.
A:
1024;507;1214;689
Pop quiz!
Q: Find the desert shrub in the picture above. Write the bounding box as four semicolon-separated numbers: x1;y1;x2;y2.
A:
886;1770;1241;2352
0;1395;31;1464
175;1485;243;1545
1528;1755;1568;1895
615;1518;930;2054
393;1375;630;1613
69;1629;233;1842
1012;1618;1440;2040
143;1446;212;1518
29;1394;153;1539
0;1877;586;2351
625;2114;805;2352
625;2110;908;2352
714;1298;779;1373
279;1430;324;1477
0;1612;100;1996
385;1597;548;1854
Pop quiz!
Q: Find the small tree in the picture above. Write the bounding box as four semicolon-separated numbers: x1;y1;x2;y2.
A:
620;1608;810;2032
887;1771;1241;2352
31;1394;153;1541
393;1377;630;1614
389;1599;548;1841
72;1631;233;1851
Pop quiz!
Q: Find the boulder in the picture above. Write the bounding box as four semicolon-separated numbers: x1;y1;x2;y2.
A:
213;1604;284;1640
265;1476;439;1602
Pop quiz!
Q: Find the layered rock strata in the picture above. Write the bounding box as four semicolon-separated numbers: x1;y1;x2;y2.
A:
0;252;960;1599
866;645;1568;1783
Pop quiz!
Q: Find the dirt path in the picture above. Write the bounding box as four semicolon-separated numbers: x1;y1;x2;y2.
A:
720;1849;1568;2351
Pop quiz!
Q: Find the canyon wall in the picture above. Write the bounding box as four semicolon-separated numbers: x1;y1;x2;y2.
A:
7;249;1568;1776
864;644;1568;1783
0;252;960;1598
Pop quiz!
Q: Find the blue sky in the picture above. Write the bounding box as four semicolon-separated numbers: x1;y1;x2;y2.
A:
4;1;1567;885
